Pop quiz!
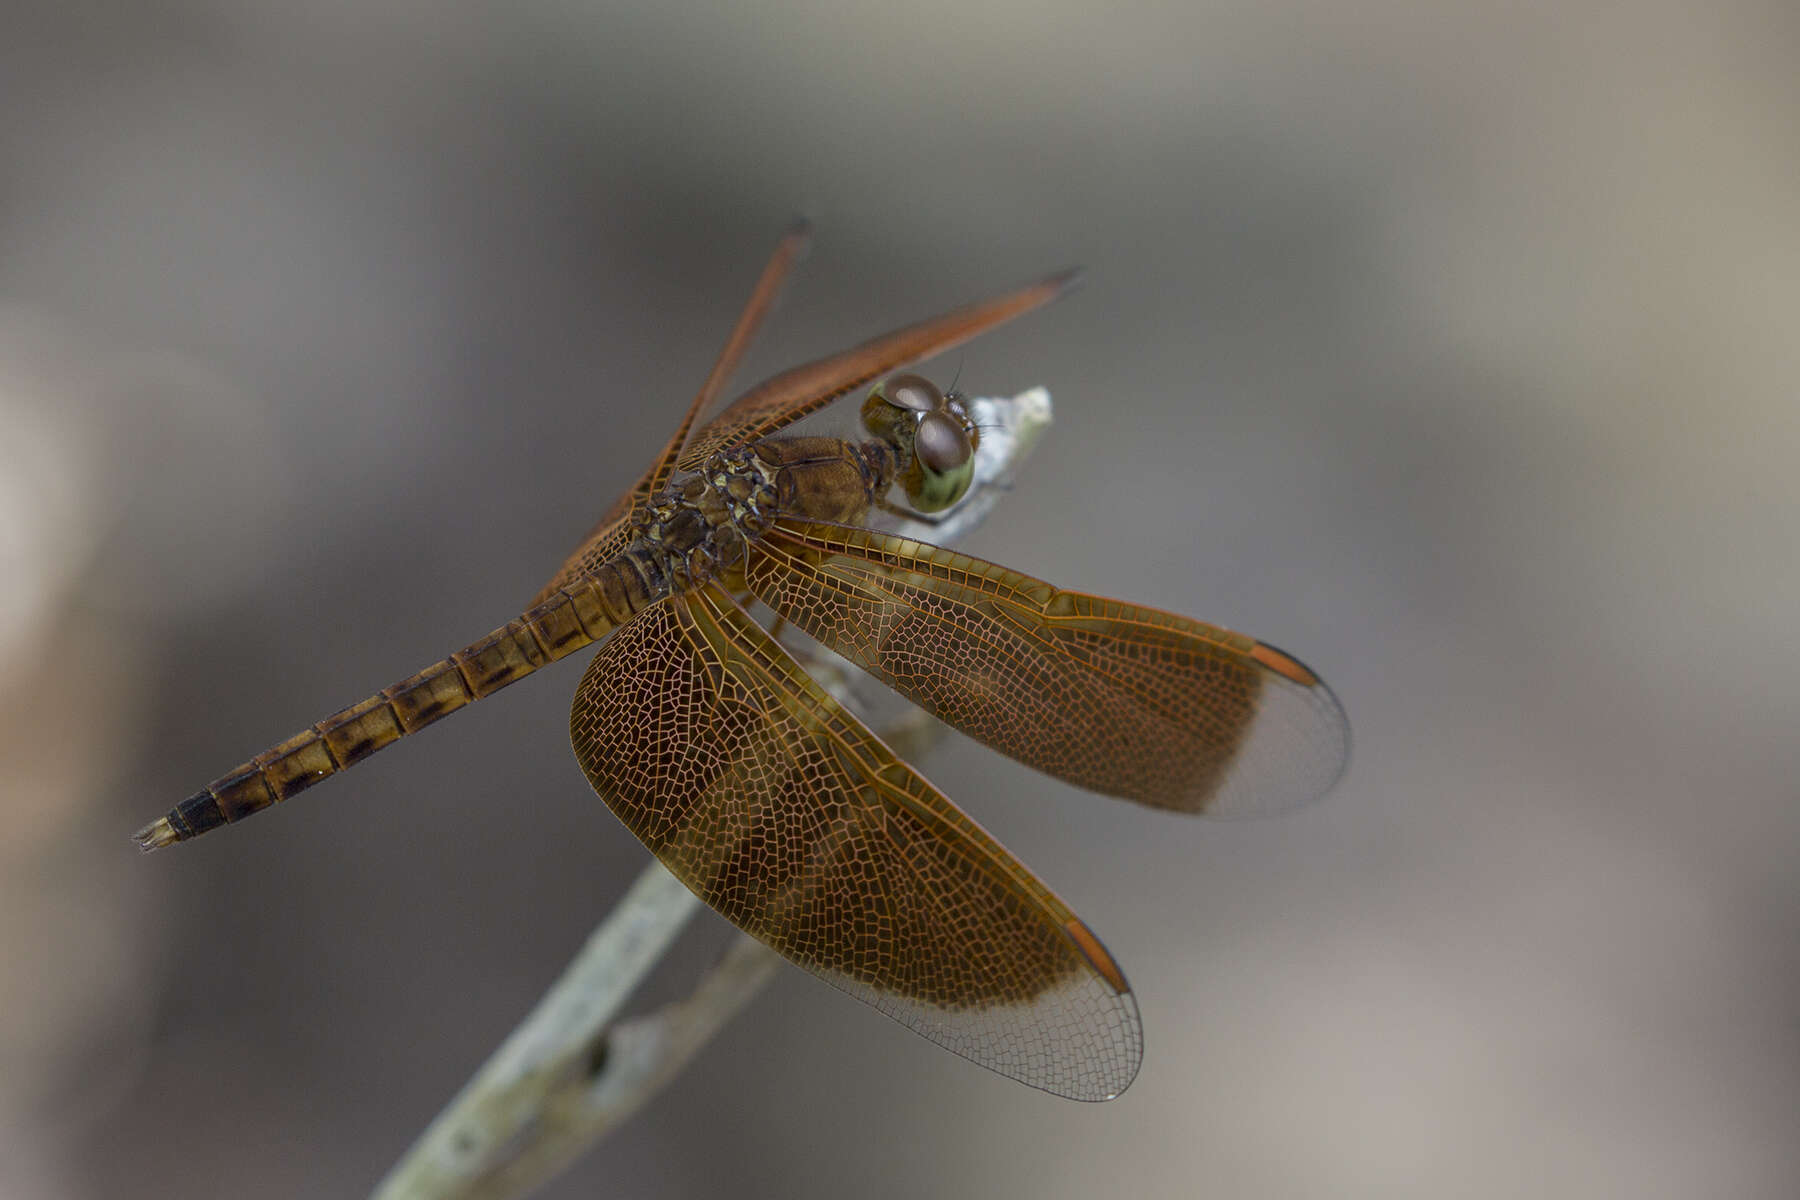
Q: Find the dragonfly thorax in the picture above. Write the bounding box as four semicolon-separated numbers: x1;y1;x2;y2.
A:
628;445;780;590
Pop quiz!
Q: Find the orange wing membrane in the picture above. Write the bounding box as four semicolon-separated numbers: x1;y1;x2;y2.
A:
569;585;1143;1101
746;522;1349;816
672;269;1079;471
531;221;812;606
529;247;1072;607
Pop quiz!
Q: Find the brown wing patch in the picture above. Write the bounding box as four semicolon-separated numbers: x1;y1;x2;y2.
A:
568;585;1141;1099
748;523;1350;816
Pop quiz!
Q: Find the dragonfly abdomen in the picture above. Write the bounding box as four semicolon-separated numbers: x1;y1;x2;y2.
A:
134;565;649;851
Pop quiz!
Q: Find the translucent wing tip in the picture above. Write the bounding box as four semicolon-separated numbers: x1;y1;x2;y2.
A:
1210;641;1351;818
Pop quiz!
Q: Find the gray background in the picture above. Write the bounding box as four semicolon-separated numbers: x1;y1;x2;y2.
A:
4;3;1797;1198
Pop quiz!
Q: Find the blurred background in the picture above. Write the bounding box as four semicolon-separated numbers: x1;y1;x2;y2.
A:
4;2;1797;1197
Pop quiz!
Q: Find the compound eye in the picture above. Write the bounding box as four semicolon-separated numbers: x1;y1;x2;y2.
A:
944;391;979;442
909;411;975;512
884;373;944;413
915;411;971;474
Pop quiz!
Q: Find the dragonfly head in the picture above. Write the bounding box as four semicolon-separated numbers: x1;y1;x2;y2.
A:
862;373;979;513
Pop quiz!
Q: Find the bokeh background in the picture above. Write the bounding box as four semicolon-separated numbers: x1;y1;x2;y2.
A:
5;3;1797;1197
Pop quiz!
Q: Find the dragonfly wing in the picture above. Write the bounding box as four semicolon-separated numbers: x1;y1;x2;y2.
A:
530;224;813;606
530;246;1067;607
569;585;1142;1101
655;220;813;495
675;270;1080;471
747;523;1350;816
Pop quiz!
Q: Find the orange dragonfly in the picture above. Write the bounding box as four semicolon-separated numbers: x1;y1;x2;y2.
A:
134;223;1349;1101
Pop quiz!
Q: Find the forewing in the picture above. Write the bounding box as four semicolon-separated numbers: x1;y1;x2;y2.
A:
569;585;1142;1100
530;224;811;606
656;220;812;496
674;270;1079;470
747;524;1350;816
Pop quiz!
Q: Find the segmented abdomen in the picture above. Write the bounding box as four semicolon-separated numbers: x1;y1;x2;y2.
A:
139;561;654;849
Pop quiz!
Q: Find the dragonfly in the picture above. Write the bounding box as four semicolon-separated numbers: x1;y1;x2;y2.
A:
134;223;1349;1102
